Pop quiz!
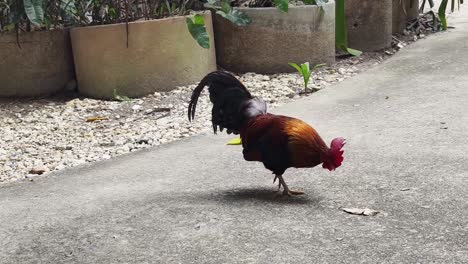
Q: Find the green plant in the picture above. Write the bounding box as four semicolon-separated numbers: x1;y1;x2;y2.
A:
0;0;44;33
335;0;361;56
438;0;464;30
23;0;44;25
419;0;465;31
273;0;288;12
204;0;251;25
113;89;132;102
71;0;198;25
288;62;325;93
0;0;79;32
61;0;212;49
0;0;47;47
186;14;210;48
244;0;329;13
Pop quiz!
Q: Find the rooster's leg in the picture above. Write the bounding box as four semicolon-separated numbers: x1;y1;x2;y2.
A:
276;174;304;196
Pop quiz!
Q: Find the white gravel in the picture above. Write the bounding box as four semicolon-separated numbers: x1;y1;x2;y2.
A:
0;53;395;184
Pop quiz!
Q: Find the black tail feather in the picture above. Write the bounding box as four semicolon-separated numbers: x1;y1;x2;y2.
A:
188;71;250;122
188;71;266;134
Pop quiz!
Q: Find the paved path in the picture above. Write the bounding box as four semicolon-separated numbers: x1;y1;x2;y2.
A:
1;10;468;264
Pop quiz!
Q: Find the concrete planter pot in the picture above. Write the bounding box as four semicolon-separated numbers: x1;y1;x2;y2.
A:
213;4;335;74
70;12;216;99
346;0;393;51
0;30;74;97
392;0;419;34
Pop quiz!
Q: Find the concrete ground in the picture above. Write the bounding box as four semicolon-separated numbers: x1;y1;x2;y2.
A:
1;10;468;264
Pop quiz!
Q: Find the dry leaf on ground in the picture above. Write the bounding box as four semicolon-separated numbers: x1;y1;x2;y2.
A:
342;207;380;216
86;116;108;122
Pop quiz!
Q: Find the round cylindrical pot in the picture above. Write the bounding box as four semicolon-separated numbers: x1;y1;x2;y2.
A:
71;12;216;99
346;0;393;51
214;4;336;74
0;30;74;97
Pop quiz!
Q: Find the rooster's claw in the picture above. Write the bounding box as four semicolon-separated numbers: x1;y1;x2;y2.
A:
283;190;305;196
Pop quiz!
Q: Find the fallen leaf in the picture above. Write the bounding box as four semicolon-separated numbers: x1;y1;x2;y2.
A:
362;208;379;216
227;138;242;145
342;208;364;215
342;207;380;216
145;107;171;115
86;116;108;122
29;166;49;175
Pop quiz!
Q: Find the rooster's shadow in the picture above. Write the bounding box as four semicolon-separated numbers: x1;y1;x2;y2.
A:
211;188;323;205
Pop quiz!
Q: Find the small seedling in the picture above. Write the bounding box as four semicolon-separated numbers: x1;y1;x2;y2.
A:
113;89;132;102
288;62;326;93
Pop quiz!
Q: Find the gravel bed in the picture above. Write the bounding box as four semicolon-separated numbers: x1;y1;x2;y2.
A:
0;36;429;184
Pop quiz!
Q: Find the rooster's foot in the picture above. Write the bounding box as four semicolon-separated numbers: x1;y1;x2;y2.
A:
275;174;305;196
283;190;305;196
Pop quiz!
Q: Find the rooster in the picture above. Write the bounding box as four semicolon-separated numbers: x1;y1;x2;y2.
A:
188;71;345;196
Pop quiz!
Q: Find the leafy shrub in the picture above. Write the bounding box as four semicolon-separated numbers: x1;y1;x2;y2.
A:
228;0;329;12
